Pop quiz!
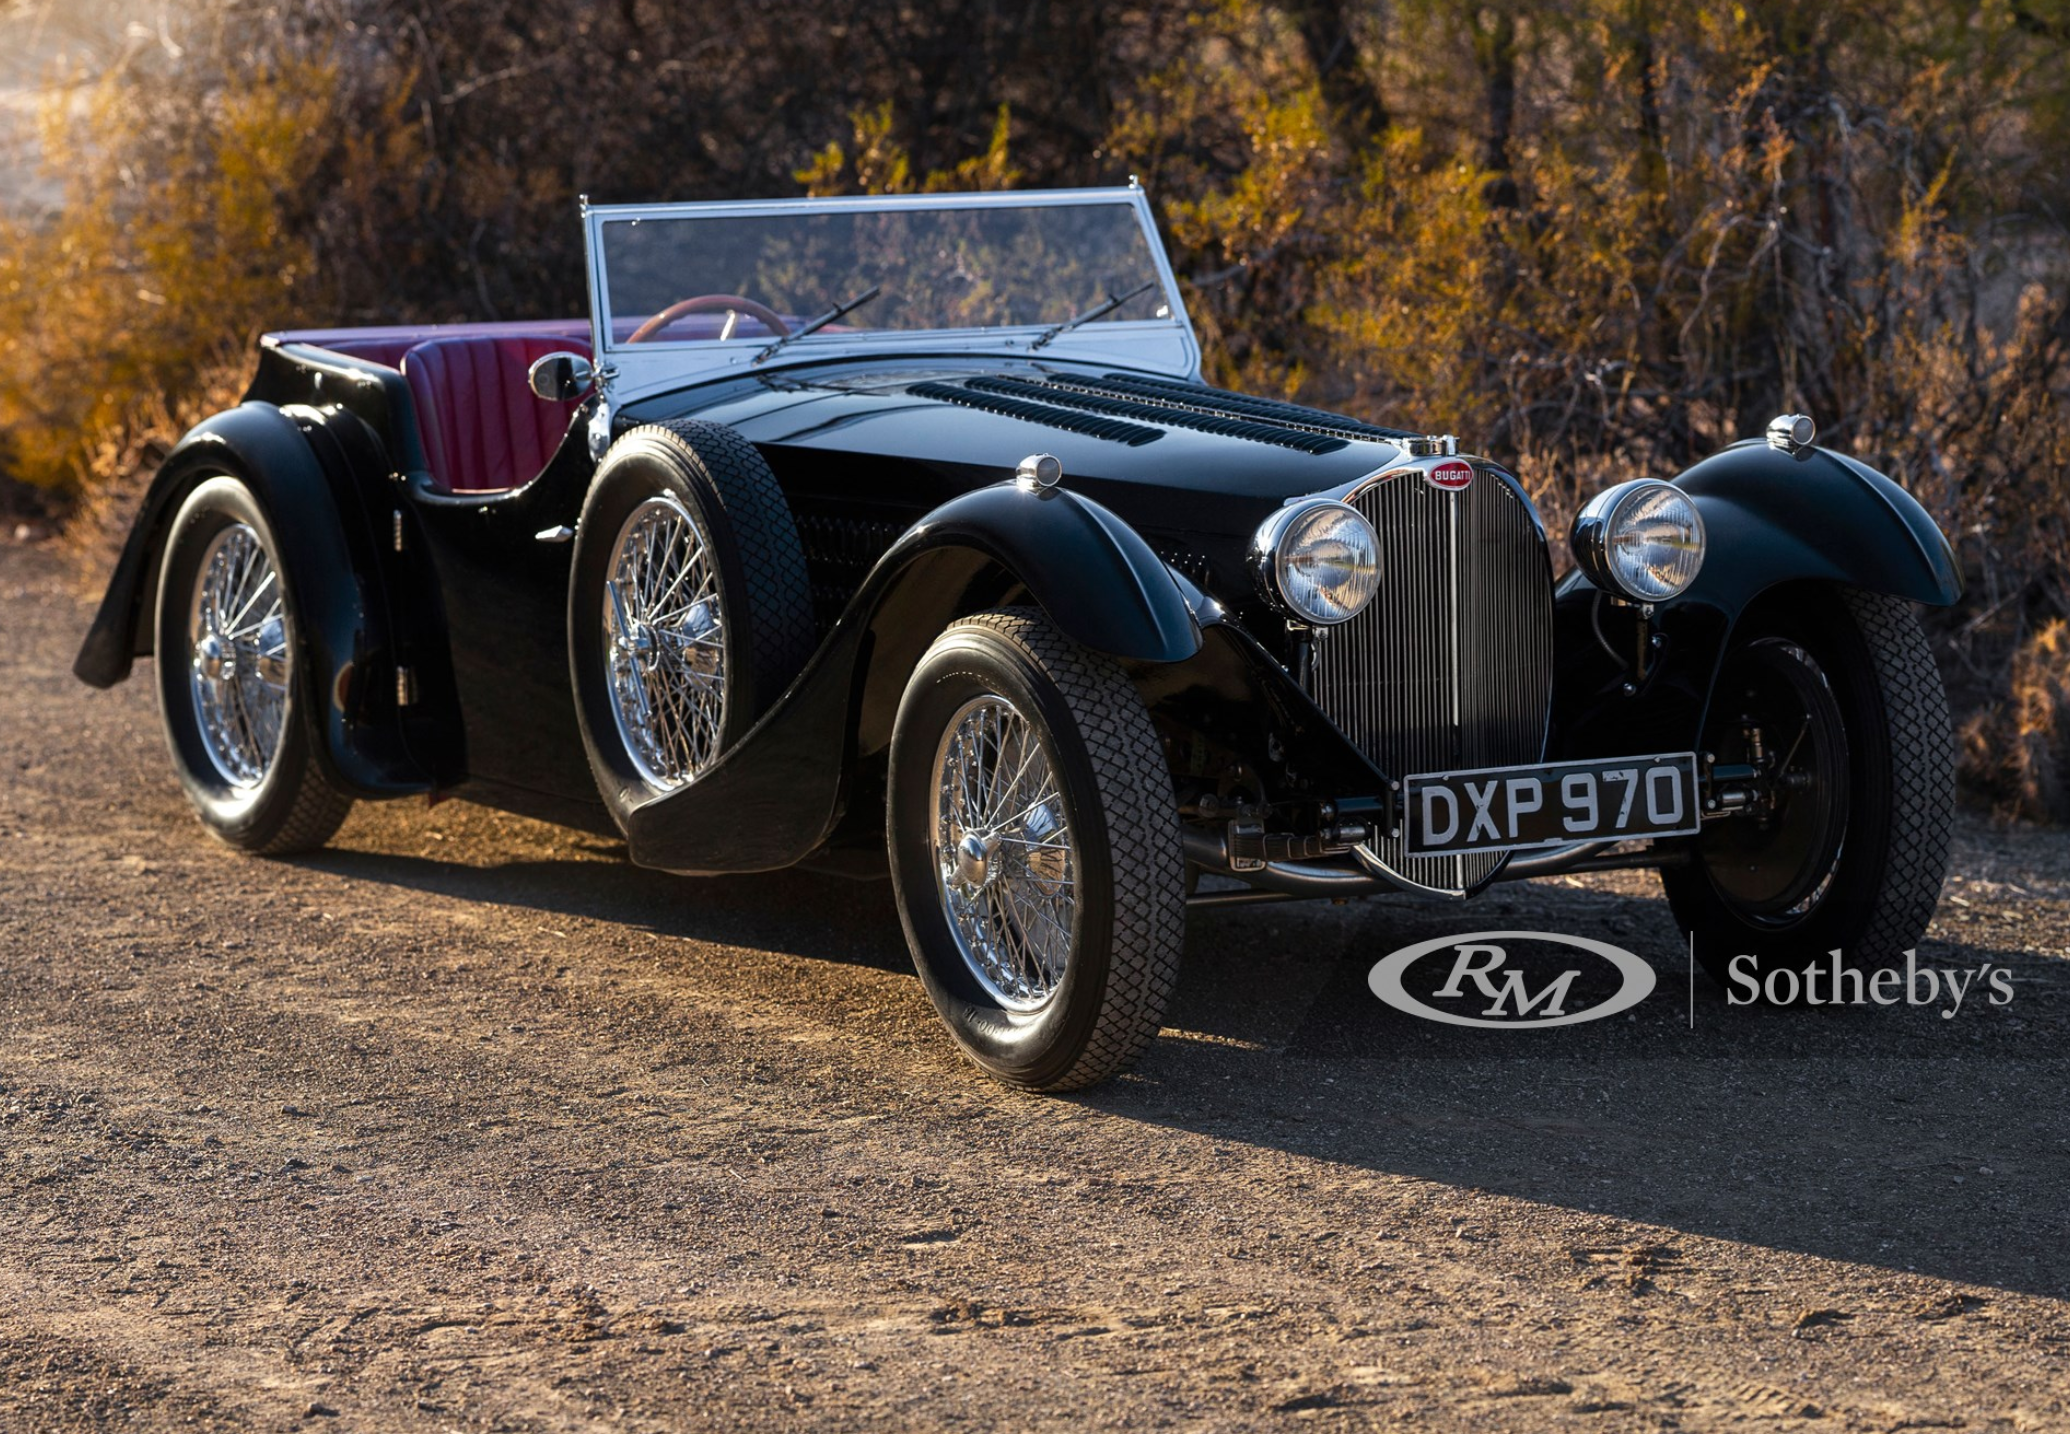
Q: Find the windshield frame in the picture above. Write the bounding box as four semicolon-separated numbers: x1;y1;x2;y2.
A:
579;186;1201;408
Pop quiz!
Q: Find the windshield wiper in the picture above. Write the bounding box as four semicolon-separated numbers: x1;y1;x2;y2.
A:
753;284;883;365
1028;280;1159;351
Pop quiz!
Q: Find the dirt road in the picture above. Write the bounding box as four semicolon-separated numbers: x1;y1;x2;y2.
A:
4;539;2067;1431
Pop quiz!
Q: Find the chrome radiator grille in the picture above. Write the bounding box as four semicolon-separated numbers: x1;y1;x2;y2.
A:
1310;466;1555;894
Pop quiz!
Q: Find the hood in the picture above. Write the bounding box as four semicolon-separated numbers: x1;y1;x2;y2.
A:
629;357;1420;543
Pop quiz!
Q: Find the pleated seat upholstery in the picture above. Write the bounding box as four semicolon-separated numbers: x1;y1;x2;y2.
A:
402;335;593;493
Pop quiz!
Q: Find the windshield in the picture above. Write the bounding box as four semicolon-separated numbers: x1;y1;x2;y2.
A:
595;198;1175;347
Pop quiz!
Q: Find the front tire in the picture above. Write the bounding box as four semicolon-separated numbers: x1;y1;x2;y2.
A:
153;476;352;854
1663;587;1954;984
887;610;1186;1090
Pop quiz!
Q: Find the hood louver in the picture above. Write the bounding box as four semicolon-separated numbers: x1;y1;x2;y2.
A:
907;380;1164;447
906;373;1414;456
962;375;1349;454
1080;373;1422;444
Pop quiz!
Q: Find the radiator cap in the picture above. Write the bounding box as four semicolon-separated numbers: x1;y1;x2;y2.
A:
1399;433;1459;457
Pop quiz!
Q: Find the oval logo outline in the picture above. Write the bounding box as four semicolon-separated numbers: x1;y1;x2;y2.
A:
1425;459;1475;491
1367;929;1657;1029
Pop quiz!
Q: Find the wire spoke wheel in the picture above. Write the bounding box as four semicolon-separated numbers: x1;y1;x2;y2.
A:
186;522;291;789
604;494;728;789
930;693;1079;1011
152;476;351;855
889;611;1184;1089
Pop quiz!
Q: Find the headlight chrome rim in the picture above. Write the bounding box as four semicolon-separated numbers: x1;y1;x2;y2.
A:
1571;479;1707;603
1251;498;1382;626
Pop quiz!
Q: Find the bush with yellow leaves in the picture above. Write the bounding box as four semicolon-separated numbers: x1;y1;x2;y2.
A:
0;34;420;511
3;0;2065;818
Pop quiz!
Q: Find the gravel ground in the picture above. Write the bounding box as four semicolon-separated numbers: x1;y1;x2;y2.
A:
4;538;2067;1432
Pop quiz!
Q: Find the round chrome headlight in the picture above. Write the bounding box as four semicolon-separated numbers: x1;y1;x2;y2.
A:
1252;499;1380;625
1571;480;1706;602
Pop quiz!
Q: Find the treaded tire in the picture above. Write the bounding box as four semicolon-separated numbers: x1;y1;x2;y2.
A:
153;476;353;855
1664;587;1954;982
887;609;1187;1091
569;419;816;826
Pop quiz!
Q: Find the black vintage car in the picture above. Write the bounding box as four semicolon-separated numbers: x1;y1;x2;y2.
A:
78;187;1961;1087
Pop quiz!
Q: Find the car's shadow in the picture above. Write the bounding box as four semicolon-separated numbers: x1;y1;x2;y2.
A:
309;839;916;973
1124;885;2070;1301
307;836;2070;1302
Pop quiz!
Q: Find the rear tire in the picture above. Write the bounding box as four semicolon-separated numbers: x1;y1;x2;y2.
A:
1663;588;1953;986
887;610;1186;1090
153;476;352;855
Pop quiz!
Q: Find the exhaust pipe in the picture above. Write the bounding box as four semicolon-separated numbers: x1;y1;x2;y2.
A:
1182;826;1392;904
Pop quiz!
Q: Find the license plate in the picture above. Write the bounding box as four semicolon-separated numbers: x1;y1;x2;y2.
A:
1403;753;1701;857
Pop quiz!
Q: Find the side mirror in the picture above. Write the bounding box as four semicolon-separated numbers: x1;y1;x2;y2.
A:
527;352;595;402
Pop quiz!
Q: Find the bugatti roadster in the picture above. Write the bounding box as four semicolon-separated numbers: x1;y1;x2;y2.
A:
78;186;1961;1086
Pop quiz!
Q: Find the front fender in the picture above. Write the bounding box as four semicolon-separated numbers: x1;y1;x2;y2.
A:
901;480;1203;664
1548;440;1960;761
73;402;427;796
1675;440;1961;612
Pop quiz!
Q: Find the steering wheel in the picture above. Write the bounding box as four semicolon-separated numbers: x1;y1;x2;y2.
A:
626;294;792;344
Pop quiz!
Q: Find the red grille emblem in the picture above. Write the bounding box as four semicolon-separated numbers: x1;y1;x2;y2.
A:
1425;459;1474;491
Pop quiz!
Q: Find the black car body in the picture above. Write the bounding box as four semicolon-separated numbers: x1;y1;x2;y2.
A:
78;187;1962;1087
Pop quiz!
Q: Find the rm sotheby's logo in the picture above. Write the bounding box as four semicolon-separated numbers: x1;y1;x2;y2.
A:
1369;931;1655;1028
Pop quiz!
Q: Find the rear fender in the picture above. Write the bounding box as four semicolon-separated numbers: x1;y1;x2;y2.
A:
72;402;430;795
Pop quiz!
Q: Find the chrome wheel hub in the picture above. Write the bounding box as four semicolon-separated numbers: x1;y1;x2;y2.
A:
953;830;999;889
186;522;291;790
604;494;728;790
195;632;229;680
931;695;1078;1012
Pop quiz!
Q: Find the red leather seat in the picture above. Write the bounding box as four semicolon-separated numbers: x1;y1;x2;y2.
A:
403;335;593;493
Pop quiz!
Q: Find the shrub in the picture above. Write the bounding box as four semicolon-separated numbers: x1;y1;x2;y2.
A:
1113;0;2070;818
1960;620;2070;824
55;354;252;589
4;0;2065;819
0;28;420;498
